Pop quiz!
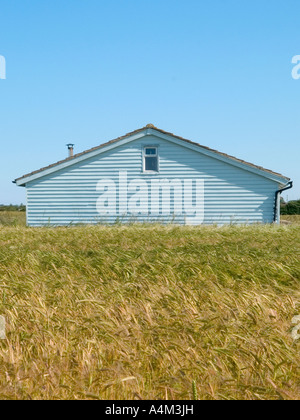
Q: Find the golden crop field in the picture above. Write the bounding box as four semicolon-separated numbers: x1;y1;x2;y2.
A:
0;215;299;400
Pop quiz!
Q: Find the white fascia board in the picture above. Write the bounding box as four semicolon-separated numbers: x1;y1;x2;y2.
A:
148;129;289;185
16;127;289;186
15;131;148;186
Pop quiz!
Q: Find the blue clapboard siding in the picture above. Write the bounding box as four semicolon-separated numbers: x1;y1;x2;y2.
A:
24;132;281;226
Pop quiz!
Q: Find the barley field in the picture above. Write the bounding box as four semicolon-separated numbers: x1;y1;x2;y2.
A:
0;216;299;400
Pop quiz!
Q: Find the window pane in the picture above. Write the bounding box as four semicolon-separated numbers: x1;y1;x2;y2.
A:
145;148;157;155
145;156;158;171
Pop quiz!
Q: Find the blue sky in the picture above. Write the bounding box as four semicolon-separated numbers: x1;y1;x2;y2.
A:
0;0;299;204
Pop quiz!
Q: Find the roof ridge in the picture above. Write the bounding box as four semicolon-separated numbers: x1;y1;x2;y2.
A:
14;125;290;183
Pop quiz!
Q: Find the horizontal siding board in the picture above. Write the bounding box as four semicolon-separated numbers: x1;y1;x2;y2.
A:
25;135;279;226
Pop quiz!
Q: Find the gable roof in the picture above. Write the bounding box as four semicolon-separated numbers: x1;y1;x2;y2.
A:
14;124;290;186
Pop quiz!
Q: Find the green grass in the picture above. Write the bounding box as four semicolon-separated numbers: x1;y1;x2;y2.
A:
281;215;300;225
0;221;299;400
0;211;299;227
0;211;26;226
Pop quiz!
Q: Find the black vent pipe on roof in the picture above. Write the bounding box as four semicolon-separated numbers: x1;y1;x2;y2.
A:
66;144;75;158
273;181;293;223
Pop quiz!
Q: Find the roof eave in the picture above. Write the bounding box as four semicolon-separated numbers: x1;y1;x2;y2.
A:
14;128;148;186
147;128;290;185
14;125;290;186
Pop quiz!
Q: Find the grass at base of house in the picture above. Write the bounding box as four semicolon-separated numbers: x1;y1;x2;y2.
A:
0;211;299;227
0;222;299;400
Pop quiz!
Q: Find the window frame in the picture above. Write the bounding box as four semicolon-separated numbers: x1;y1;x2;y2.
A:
142;146;159;173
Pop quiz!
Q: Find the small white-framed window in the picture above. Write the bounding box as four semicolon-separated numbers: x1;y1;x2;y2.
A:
143;146;159;172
